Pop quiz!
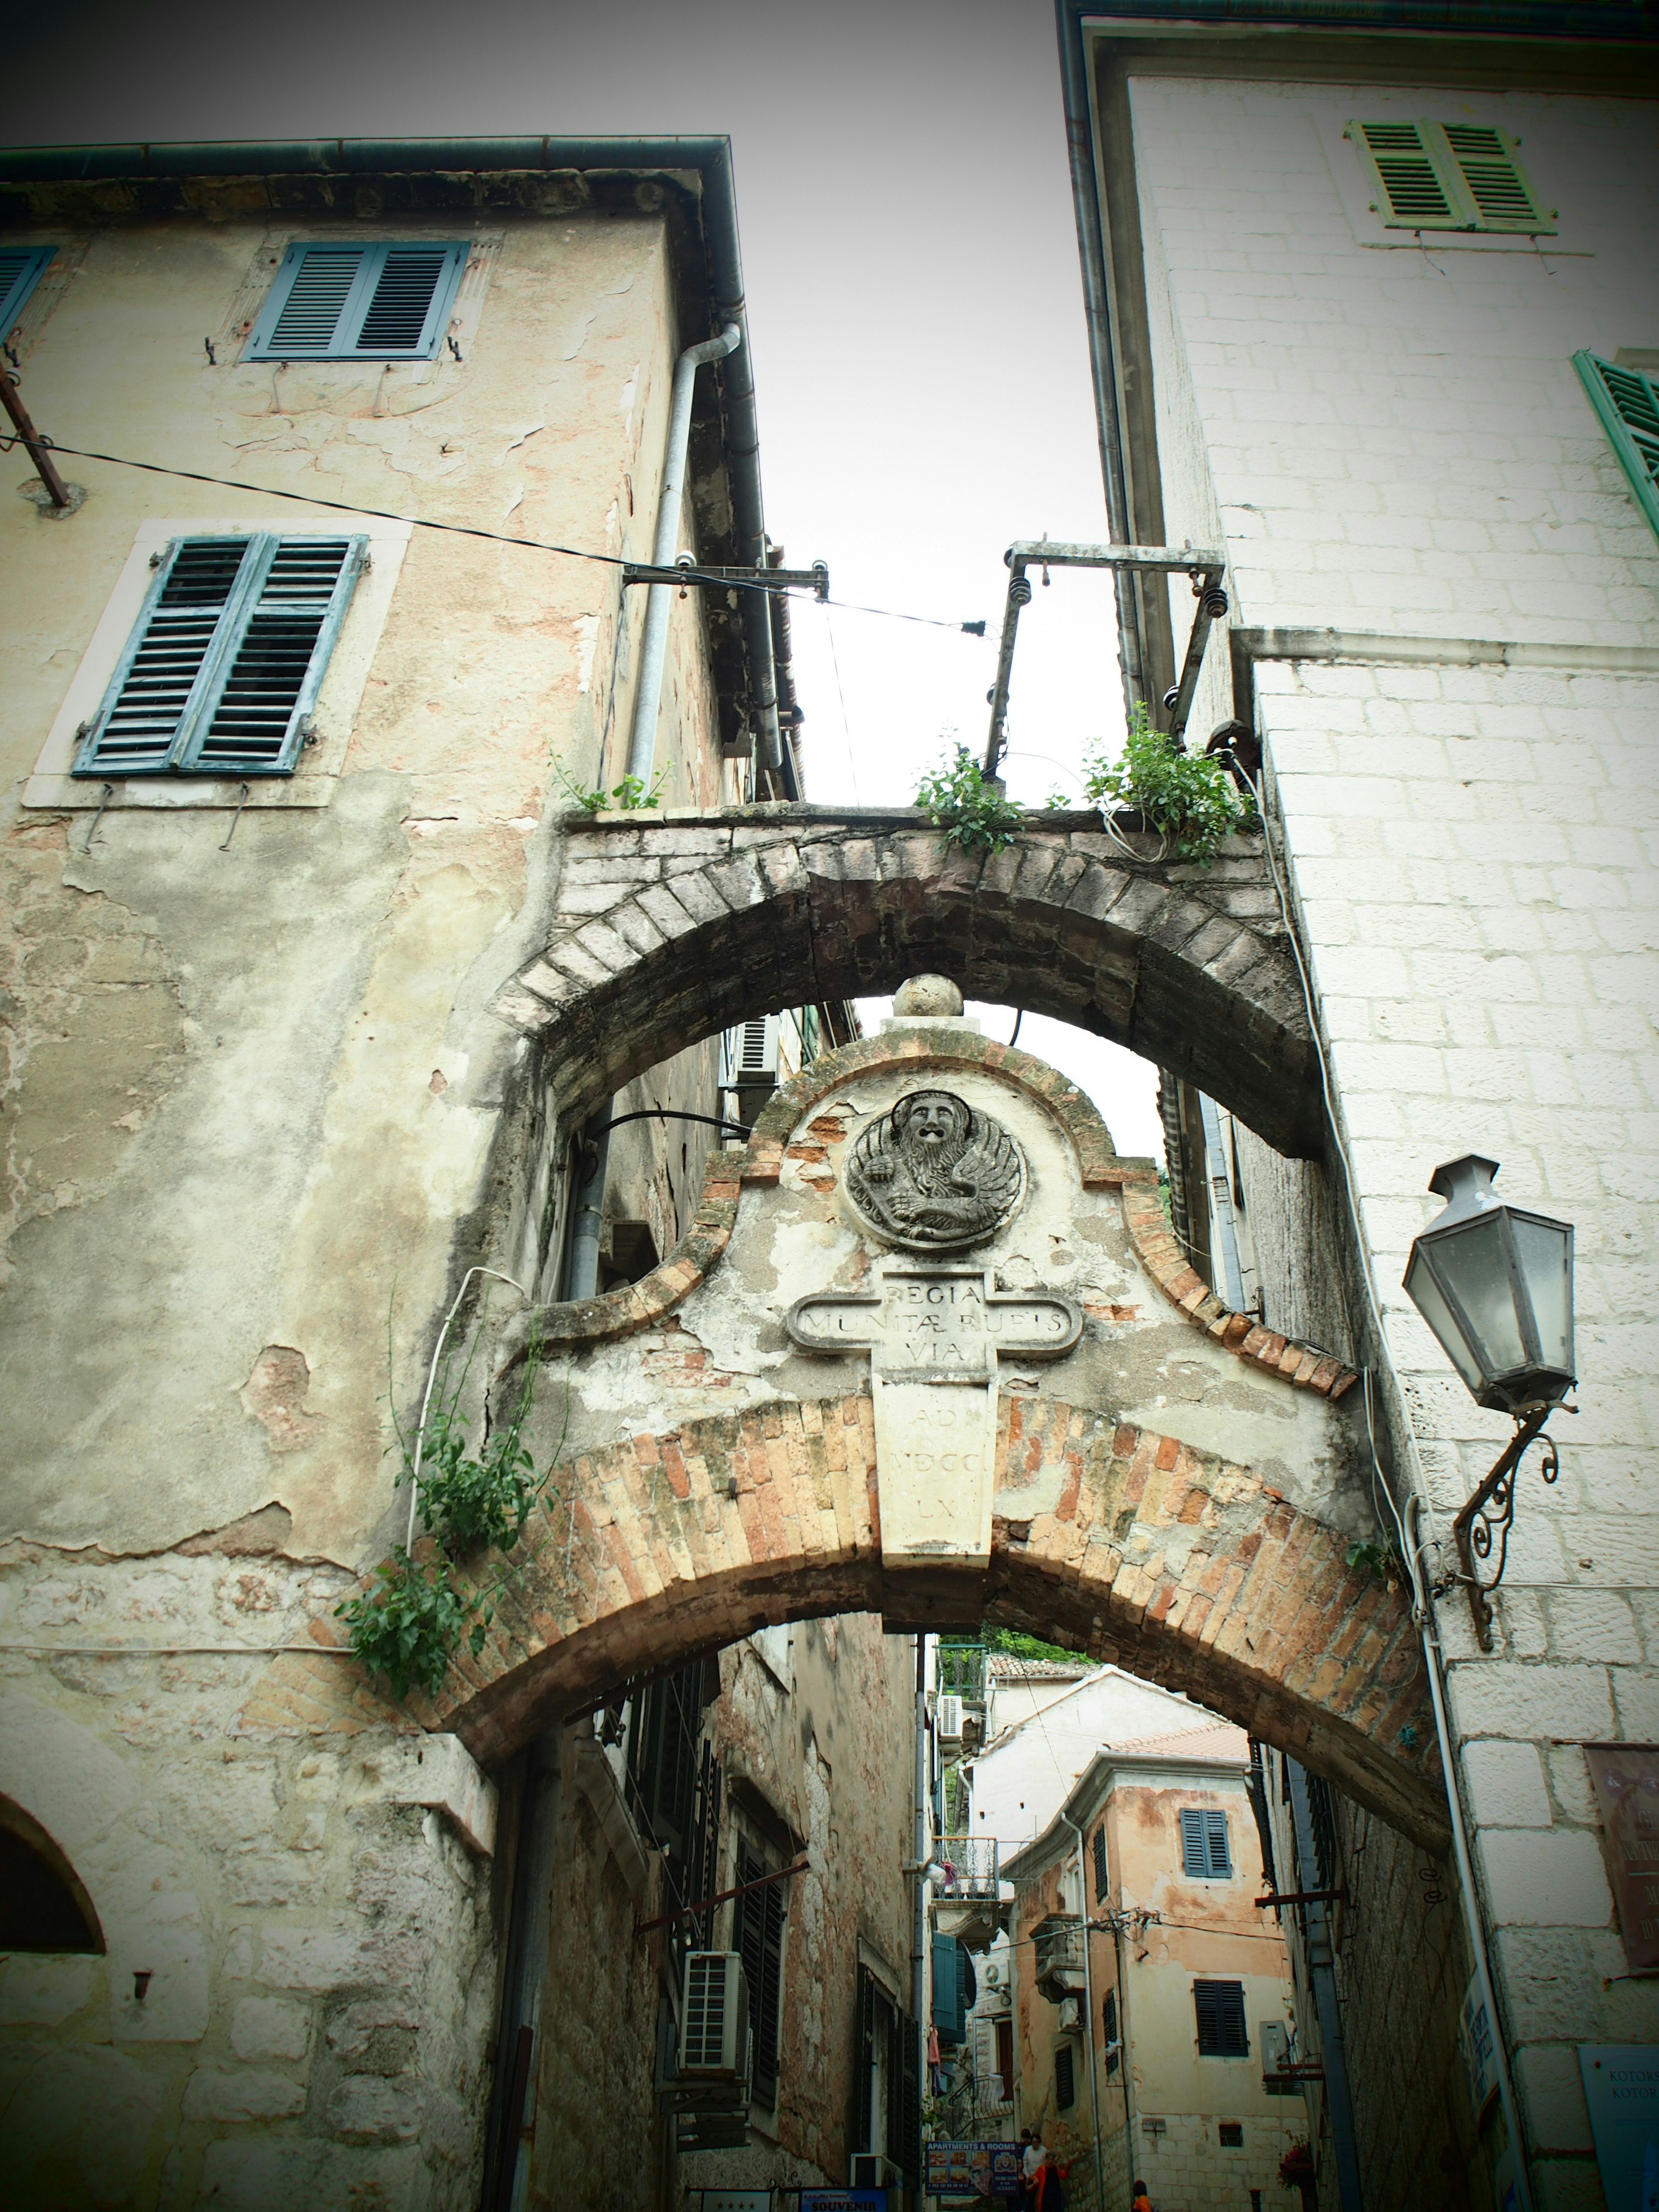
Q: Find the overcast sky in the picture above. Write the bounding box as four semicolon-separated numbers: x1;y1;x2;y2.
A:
3;0;1164;1154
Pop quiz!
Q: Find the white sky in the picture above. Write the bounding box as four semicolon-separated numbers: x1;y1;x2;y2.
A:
4;0;1162;1157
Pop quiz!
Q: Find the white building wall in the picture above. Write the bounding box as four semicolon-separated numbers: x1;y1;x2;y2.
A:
1124;65;1659;2201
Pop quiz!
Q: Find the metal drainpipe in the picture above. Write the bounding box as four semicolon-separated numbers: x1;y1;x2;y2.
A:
1060;1815;1107;2212
562;1113;611;1303
913;1637;930;2166
624;323;741;785
1110;1916;1137;2205
1285;1760;1364;2212
1405;1493;1536;2212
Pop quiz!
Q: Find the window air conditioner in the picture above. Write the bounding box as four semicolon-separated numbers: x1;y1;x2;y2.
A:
728;1016;781;1100
937;1694;964;1739
984;1961;1003;1989
1056;1994;1083;2035
851;2154;903;2187
679;1951;750;2080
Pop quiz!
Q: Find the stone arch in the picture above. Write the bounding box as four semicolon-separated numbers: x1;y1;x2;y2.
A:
493;810;1323;1157
251;1397;1446;1852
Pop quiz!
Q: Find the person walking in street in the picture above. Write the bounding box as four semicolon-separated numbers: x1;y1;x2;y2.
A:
1131;2181;1153;2212
1020;2129;1047;2212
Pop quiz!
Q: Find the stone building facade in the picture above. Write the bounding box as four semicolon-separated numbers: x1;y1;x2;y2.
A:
0;137;911;2212
1056;7;1659;2203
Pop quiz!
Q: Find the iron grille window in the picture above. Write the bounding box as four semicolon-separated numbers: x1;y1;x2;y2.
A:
73;534;365;779
1194;1980;1249;2058
734;1844;786;2108
245;242;469;361
1179;1807;1232;1880
1091;1822;1109;1904
1054;2043;1076;2109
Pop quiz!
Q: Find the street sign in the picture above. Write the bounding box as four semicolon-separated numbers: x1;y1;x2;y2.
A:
1579;2048;1659;2211
923;2141;1023;2199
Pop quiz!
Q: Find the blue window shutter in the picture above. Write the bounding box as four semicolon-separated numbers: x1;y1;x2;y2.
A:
1576;351;1659;546
76;534;365;779
1179;1808;1207;1878
245;242;467;361
1205;1810;1231;1878
932;1932;965;2044
0;246;54;340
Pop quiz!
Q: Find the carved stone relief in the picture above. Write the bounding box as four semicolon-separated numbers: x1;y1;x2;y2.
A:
842;1089;1027;1253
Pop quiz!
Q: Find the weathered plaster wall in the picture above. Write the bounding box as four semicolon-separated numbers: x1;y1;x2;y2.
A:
0;201;745;2210
1125;64;1659;2201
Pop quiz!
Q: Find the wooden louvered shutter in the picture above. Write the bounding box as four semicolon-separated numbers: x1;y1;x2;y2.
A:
1576;352;1659;544
1091;1822;1109;1903
1054;2043;1075;2109
1194;1978;1249;2057
246;242;467;360
1204;1809;1232;1878
1350;120;1464;229
1437;124;1554;233
75;534;365;779
1179;1807;1208;1878
734;1847;785;2108
0;246;54;340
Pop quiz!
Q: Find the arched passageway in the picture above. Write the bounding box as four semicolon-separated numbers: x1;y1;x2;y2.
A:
252;1394;1446;1853
493;810;1323;1157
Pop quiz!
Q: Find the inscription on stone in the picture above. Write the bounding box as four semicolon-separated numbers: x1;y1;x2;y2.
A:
843;1089;1027;1252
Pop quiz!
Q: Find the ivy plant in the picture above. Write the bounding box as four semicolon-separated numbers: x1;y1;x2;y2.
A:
335;1549;492;1703
914;746;1026;855
1082;702;1252;866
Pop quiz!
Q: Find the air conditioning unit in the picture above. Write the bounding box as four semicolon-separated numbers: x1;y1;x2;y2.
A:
937;1694;964;1740
984;1961;1004;1990
727;1015;780;1101
679;1952;750;2080
1056;1994;1083;2035
851;2153;903;2187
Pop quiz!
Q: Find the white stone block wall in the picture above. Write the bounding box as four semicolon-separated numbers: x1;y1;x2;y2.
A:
1125;63;1659;2201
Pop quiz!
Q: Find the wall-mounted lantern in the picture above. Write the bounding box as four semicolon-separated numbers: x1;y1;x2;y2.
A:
1402;1156;1576;1650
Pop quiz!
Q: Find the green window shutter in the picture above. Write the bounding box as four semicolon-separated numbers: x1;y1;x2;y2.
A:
1179;1808;1207;1878
1575;350;1659;544
1204;1808;1232;1878
1436;124;1554;233
245;242;468;361
0;246;54;340
75;534;365;779
1349;120;1469;229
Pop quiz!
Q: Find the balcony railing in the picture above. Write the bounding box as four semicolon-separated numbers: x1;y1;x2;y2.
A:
935;1836;999;1898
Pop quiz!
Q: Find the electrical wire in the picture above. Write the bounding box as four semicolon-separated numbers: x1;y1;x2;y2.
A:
0;428;986;635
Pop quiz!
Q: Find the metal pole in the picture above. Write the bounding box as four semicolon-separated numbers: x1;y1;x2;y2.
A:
914;1636;930;2189
0;374;72;509
1110;1918;1136;2210
1060;1816;1106;2212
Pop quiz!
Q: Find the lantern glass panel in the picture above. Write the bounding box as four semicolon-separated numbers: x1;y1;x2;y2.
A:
1512;1214;1573;1374
1430;1210;1527;1382
1404;1247;1485;1396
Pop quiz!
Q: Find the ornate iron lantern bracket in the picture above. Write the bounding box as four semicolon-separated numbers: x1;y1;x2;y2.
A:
1449;1406;1568;1651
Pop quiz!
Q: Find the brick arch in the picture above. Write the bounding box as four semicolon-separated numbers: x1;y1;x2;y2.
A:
494;809;1323;1157
251;1395;1445;1850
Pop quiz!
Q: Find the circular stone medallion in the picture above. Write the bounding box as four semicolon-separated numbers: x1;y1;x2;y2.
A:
843;1088;1027;1253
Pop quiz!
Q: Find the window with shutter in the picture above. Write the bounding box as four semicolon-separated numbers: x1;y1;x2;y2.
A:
0;246;54;340
734;1845;786;2108
1204;1809;1232;1878
245;242;469;361
1575;352;1659;545
1194;1979;1249;2058
1091;1822;1109;1903
1054;2043;1075;2109
1349;120;1554;235
73;534;365;780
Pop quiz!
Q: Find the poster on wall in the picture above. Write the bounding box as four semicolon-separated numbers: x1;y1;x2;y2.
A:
1578;2048;1659;2210
922;2141;1022;2199
1585;1745;1659;1973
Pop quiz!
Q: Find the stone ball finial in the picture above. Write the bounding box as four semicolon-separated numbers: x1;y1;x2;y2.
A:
892;974;965;1018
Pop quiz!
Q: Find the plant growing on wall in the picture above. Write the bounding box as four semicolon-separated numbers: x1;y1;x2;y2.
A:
915;746;1027;854
1082;702;1252;866
335;1547;493;1702
552;756;671;813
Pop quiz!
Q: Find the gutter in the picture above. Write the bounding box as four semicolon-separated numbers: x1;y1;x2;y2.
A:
0;133;790;788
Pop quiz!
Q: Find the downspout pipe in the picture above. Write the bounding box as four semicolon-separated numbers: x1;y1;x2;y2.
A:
1406;1494;1537;2212
1109;1917;1137;2202
624;323;741;785
1058;1814;1107;2212
913;1637;929;2169
562;1115;611;1303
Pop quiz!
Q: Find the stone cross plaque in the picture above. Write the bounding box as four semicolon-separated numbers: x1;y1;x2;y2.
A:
787;1266;1081;1566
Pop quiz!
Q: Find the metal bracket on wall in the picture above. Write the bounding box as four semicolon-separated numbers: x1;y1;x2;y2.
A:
982;540;1227;777
1449;1404;1567;1652
622;558;829;601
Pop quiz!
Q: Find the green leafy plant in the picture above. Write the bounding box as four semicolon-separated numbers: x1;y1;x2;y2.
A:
1345;1538;1401;1589
982;1624;1078;1665
1082;702;1252;866
552;756;671;814
914;746;1026;855
335;1548;491;1703
413;1319;547;1557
